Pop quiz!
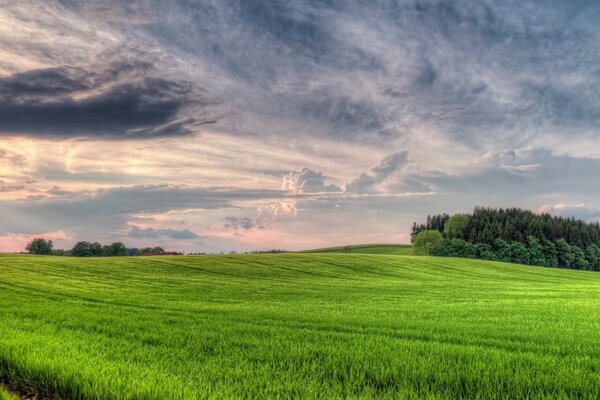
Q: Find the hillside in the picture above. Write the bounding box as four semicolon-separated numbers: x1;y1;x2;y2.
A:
303;243;413;255
2;254;600;398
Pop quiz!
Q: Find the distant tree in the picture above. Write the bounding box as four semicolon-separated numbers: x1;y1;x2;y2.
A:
412;207;600;271
140;246;165;255
493;238;511;262
475;243;497;261
102;245;112;256
413;230;444;256
52;249;69;256
571;245;589;270
586;244;600;271
526;236;545;266
109;242;127;257
556;239;574;268
71;241;95;257
542;239;559;268
25;238;54;255
411;214;449;242
448;239;477;259
127;248;140;256
508;242;530;264
444;214;470;239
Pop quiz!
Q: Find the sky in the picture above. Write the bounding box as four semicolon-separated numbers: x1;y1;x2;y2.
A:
1;0;600;253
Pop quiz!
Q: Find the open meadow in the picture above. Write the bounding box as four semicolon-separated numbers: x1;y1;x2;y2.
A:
2;253;600;399
302;244;413;255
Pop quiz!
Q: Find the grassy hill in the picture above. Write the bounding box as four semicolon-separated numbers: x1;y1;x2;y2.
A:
302;243;413;255
1;253;600;398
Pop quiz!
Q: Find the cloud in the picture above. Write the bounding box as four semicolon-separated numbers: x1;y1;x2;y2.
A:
0;57;221;139
257;200;298;226
345;152;409;193
128;225;199;239
2;1;600;252
282;167;341;194
224;216;256;231
0;230;71;253
0;184;285;237
538;204;600;222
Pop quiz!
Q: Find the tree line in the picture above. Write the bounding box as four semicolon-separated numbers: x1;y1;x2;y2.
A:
412;207;600;271
25;238;169;257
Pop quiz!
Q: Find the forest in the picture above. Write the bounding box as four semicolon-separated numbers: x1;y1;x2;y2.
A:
411;207;600;270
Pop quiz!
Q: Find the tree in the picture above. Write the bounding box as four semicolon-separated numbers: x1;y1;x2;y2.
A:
444;214;470;239
571;245;589;270
108;242;127;256
508;242;530;264
140;246;165;255
448;239;477;259
89;242;103;256
413;230;443;256
493;238;510;262
71;241;93;257
475;243;497;261
526;236;545;266
556;239;574;268
25;238;54;255
542;239;558;267
586;244;600;271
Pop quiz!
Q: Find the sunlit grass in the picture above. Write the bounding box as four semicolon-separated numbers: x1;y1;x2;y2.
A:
302;243;413;255
1;253;600;399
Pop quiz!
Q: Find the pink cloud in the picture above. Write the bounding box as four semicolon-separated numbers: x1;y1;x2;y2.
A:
0;231;71;253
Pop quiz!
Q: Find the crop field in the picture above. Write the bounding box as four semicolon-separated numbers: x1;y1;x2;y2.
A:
2;254;600;399
303;243;413;255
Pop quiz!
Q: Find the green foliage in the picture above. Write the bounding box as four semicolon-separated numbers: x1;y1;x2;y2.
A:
507;242;530;264
586;244;600;271
556;239;574;268
542;240;559;268
413;208;600;270
527;236;546;267
140;246;165;255
1;254;600;399
443;214;470;239
571;245;589;270
475;243;497;261
413;230;443;255
411;214;449;242
25;238;53;255
493;238;510;262
436;239;476;259
68;241;131;257
70;241;103;257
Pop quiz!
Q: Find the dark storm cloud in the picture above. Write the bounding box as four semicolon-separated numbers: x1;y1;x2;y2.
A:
0;60;220;139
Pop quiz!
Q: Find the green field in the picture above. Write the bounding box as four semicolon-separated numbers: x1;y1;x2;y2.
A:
303;243;413;255
2;253;600;399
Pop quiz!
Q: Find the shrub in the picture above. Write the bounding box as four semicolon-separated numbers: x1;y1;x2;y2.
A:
413;230;444;256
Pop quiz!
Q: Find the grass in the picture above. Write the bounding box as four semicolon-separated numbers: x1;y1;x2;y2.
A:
0;386;16;400
302;243;413;255
2;253;600;399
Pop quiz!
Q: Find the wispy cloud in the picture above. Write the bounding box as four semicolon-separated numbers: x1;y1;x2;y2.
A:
0;1;599;251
